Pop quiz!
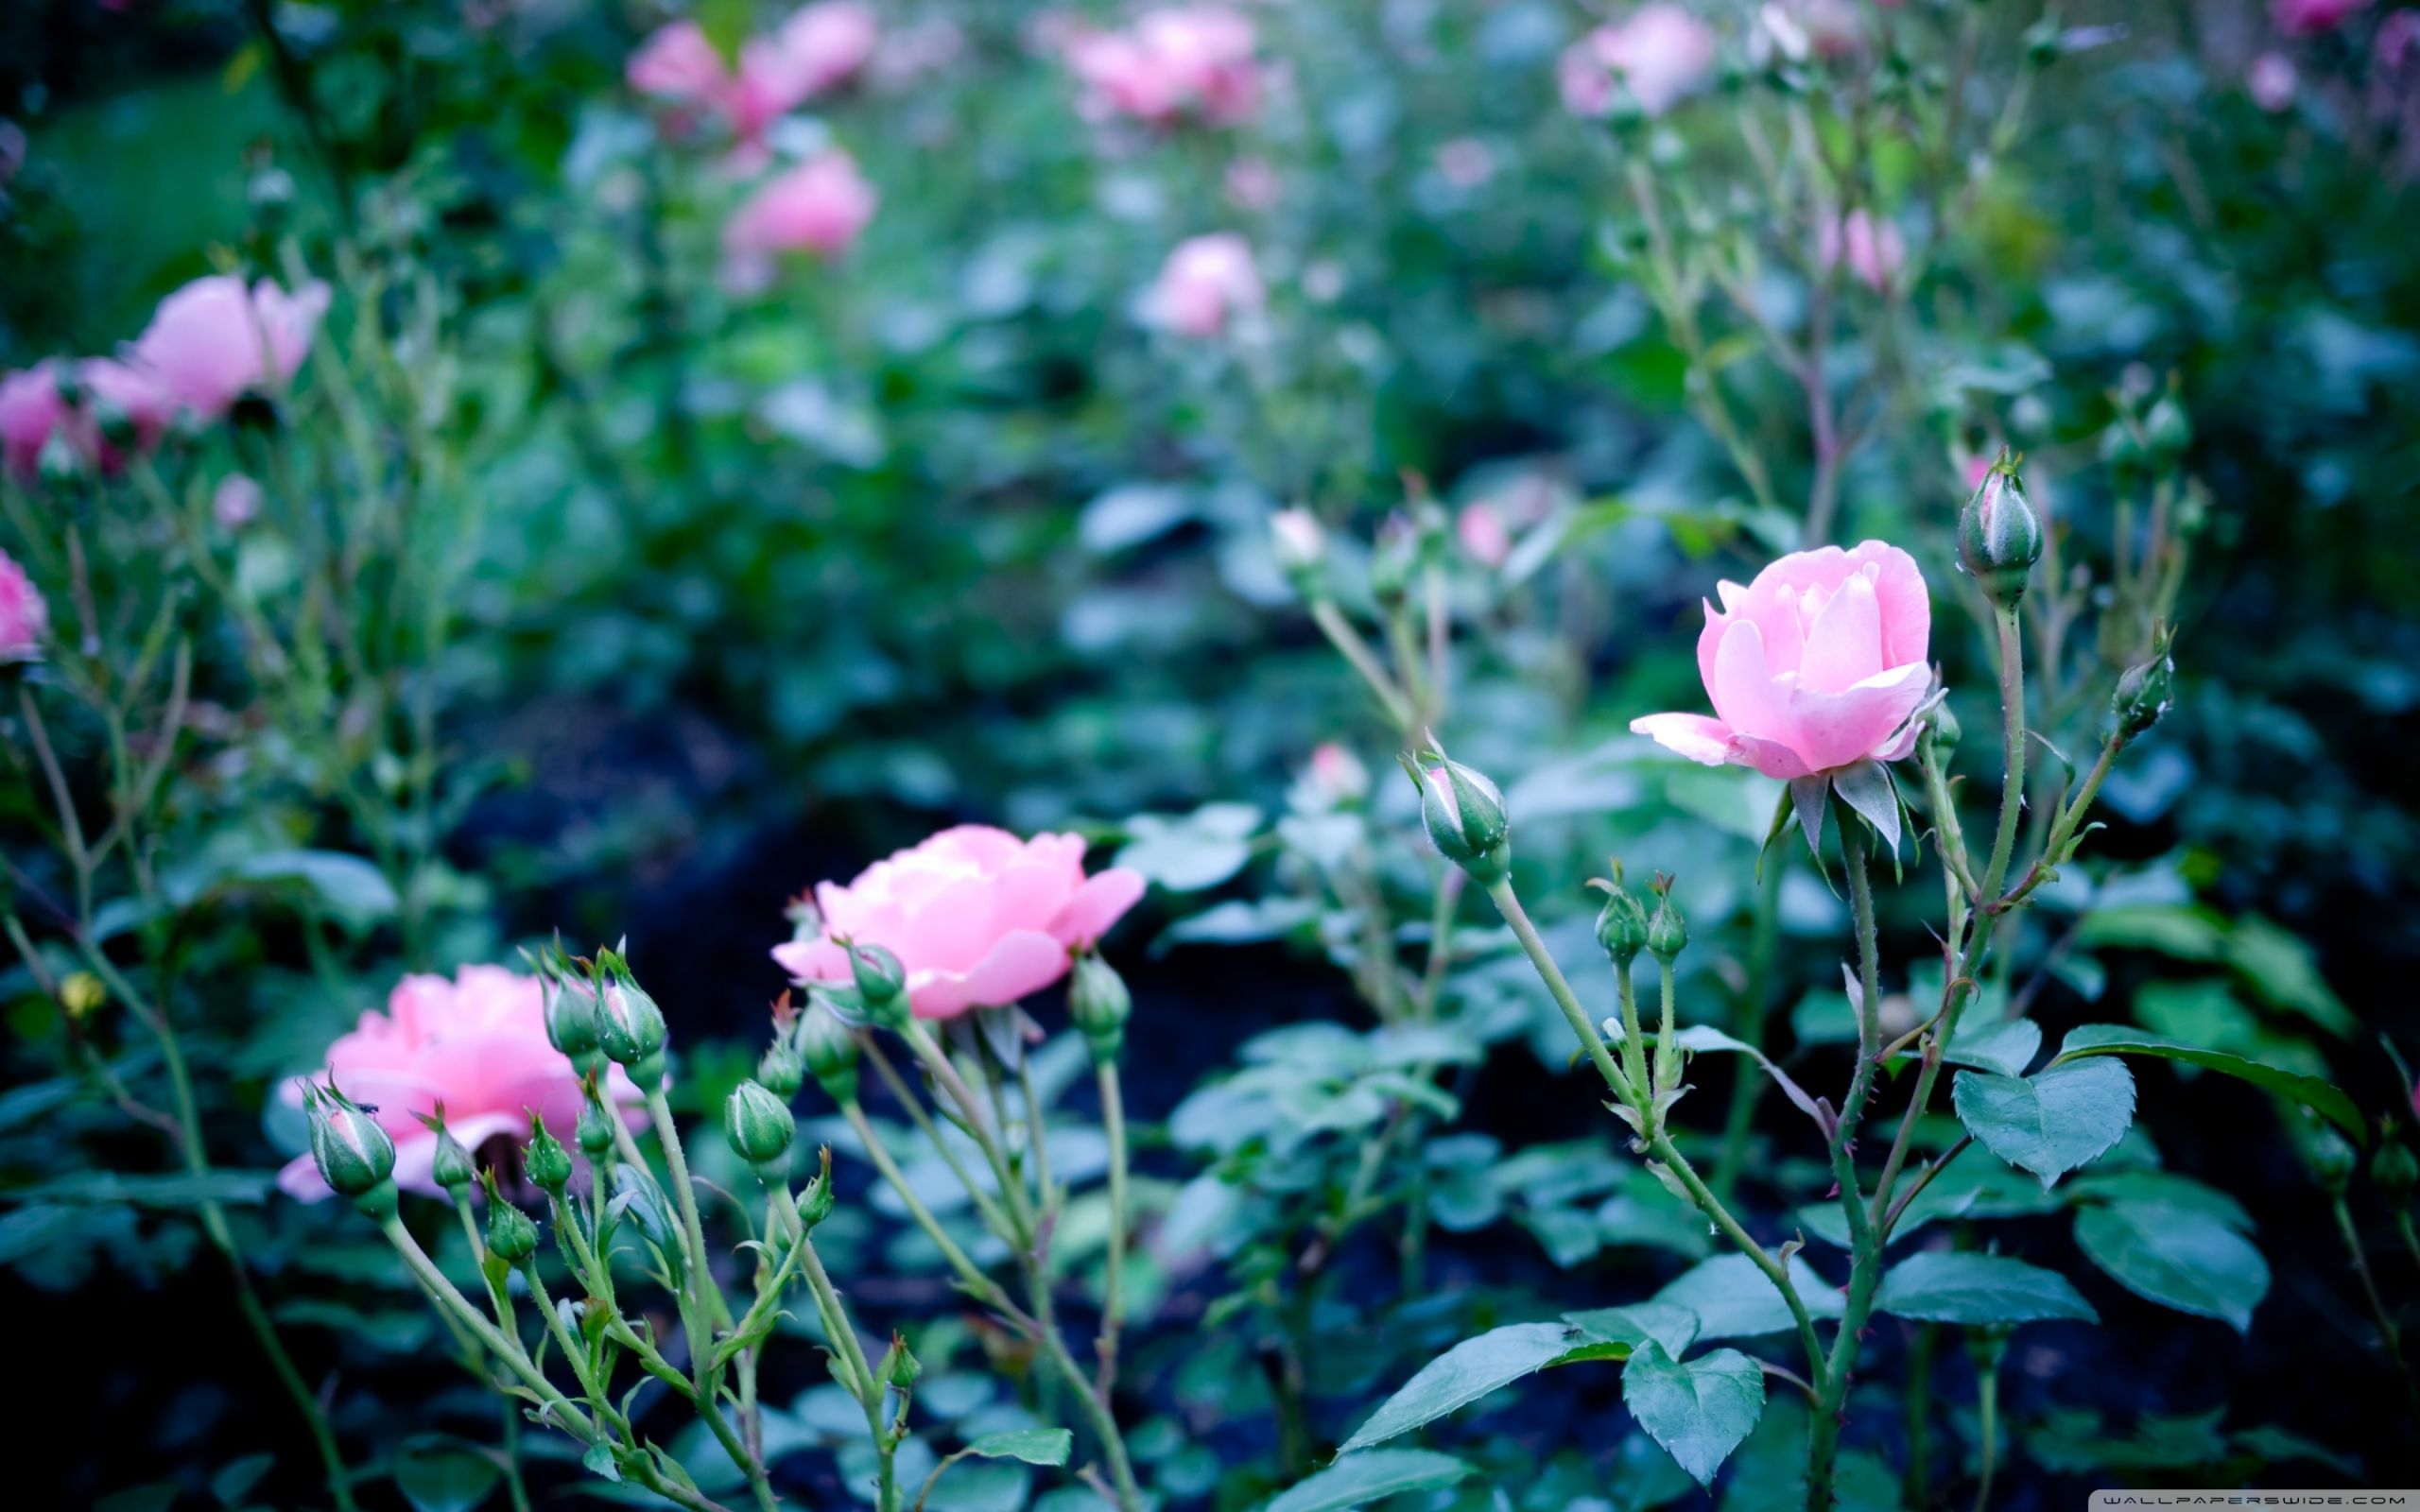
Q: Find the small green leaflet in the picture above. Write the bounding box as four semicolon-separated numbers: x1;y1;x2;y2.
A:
2074;1198;2270;1334
2050;1025;2363;1143
1620;1344;1767;1487
1563;1300;1701;1360
1951;1058;2136;1188
959;1429;1073;1467
1264;1450;1471;1512
1652;1254;1845;1341
1942;1018;2042;1078
1339;1321;1617;1452
1873;1250;2098;1326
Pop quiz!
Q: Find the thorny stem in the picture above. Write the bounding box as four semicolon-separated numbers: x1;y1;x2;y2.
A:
647;1088;733;1332
769;1183;895;1510
1308;597;1416;730
841;1100;1021;1319
1097;1061;1132;1394
378;1217;598;1443
1979;605;2028;902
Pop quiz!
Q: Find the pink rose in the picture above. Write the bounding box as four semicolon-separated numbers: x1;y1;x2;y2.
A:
775;1;879;95
129;275;330;422
2248;51;2298;112
0;548;47;662
1818;209;1907;293
2272;0;2371;36
277;966;645;1202
1066;7;1260;127
1631;541;1933;780
1307;743;1372;806
771;825;1146;1021
1150;232;1263;338
1560;5;1718;119
722;150;879;291
1458;500;1513;568
0;362;70;477
627;20;728;104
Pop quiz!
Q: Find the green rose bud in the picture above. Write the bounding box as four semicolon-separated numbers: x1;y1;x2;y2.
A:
1370;514;1420;609
308;1084;398;1203
483;1173;540;1265
1594;874;1651;969
1647;877;1688;964
725;1078;797;1172
849;943;909;1028
419;1107;478;1193
798;997;863;1104
1270;508;1326;599
1957;458;2043;609
543;967;602;1069
2308;1127;2358;1197
2373;1142;2417;1204
576;1086;618;1157
1924;702;1962;761
2143;394;2191;463
593;953;668;1080
2109;632;2175;747
1068;954;1133;1066
879;1332;921;1391
758;1039;806;1100
1417;755;1512;885
797;1146;838;1228
525;1112;574;1195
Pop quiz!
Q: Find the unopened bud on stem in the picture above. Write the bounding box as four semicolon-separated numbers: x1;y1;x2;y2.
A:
1415;750;1511;885
482;1172;540;1265
725;1078;797;1173
849;942;910;1031
525;1112;573;1195
1958;456;2042;609
2109;630;2174;747
1069;953;1133;1065
798;997;863;1103
1270;508;1326;599
1647;876;1688;964
308;1083;398;1220
1593;868;1650;969
593;951;668;1083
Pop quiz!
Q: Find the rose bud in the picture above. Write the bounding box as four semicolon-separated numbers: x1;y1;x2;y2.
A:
1417;754;1512;885
1647;876;1689;964
1270;508;1326;598
2307;1126;2357;1197
878;1332;921;1390
1594;873;1651;968
418;1108;478;1194
594;953;668;1078
482;1173;541;1265
849;942;910;1027
1069;953;1133;1066
798;1145;838;1228
1957;458;2042;608
2109;632;2174;748
577;1082;619;1158
1924;702;1962;764
759;1039;806;1100
798;997;862;1104
308;1084;398;1219
2372;1142;2416;1203
542;966;603;1074
725;1078;797;1174
525;1112;574;1195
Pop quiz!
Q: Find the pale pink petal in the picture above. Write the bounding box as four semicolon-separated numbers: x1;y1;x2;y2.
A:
1798;570;1884;694
1631;713;1737;766
1727;733;1817;781
772;937;852;985
1050;868;1146;947
909;930;1070;1019
1783;662;1931;773
1709;617;1789;740
278;1151;335;1202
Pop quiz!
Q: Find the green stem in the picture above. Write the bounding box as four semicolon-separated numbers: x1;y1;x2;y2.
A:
864;1040;1015;1239
1979;605;2027;902
377;1218;597;1443
770;1183;892;1509
1025;1268;1143;1512
1971;1340;2003;1512
1715;856;1784;1200
1097;1061;1131;1394
1482;879;1629;1098
2333;1196;2420;1433
646;1088;732;1330
841;1101;1019;1317
1309;598;1416;730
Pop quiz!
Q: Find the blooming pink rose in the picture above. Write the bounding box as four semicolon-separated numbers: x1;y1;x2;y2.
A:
0;362;70;477
1150;232;1263;338
722;151;879;292
627;19;729;103
1066;7;1260;127
0;548;47;662
1631;541;1933;780
1560;6;1718;119
129;275;330;422
1458;500;1513;568
2272;0;2370;35
2248;51;2298;112
277;966;645;1202
772;826;1146;1020
1818;210;1907;293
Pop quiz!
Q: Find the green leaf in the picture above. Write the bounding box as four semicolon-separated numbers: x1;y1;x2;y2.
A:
1652;1254;1845;1341
581;1444;622;1484
393;1435;502;1512
960;1430;1073;1468
230;849;401;928
2074;1199;2269;1333
1339;1321;1604;1452
1874;1251;2098;1326
1564;1300;1701;1360
1621;1344;1767;1487
1951;1059;2136;1188
1942;1018;2042;1078
2050;1025;2362;1143
1264;1450;1470;1511
211;1453;275;1507
12;1169;280;1207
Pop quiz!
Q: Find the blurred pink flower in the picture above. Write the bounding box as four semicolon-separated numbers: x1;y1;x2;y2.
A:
776;1;880;95
771;826;1145;1020
1307;743;1372;806
630;5;876;160
1560;5;1718;119
1632;541;1933;780
1458;500;1513;568
129;275;329;422
215;473;265;529
0;548;46;662
277;966;645;1202
627;19;728;102
2272;0;2371;36
2249;51;2298;112
2381;11;2420;66
1150;232;1264;337
1436;137;1496;189
78;357;176;459
1067;7;1260;127
1818;209;1907;293
1226;156;1280;210
0;362;70;477
722;151;879;291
